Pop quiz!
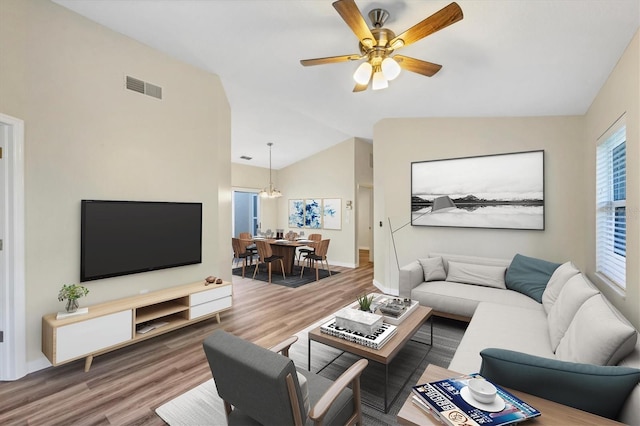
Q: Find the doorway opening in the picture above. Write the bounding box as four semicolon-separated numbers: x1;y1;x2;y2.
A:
232;189;260;237
0;113;26;381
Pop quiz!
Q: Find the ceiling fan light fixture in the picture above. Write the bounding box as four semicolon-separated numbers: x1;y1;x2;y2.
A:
353;61;373;85
372;68;388;90
381;57;401;80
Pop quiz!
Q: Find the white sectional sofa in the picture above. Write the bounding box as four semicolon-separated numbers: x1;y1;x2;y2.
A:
399;252;640;424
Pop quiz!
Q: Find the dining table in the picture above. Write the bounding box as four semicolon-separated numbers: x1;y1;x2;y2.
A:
248;238;314;275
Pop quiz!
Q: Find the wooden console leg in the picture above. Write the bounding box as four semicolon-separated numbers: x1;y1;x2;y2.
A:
216;313;221;324
84;355;94;372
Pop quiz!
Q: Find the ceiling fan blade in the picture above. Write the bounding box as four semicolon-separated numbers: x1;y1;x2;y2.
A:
394;55;442;77
333;0;375;48
300;54;362;66
389;2;463;49
353;82;368;92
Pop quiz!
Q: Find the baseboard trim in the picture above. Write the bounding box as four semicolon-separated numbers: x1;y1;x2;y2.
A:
27;355;52;375
328;261;356;268
373;279;398;296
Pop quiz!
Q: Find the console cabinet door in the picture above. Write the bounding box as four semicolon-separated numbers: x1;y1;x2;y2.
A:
55;310;132;363
190;286;232;320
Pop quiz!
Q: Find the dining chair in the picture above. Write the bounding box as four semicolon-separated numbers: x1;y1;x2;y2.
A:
231;237;253;278
203;330;368;426
238;232;257;261
252;240;286;283
297;233;322;266
300;239;331;281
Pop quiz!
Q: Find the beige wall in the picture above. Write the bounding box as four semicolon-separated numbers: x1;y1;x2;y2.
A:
373;117;585;293
231;139;372;267
355;139;374;258
277;138;360;267
373;30;639;329
0;0;231;369
584;31;639;327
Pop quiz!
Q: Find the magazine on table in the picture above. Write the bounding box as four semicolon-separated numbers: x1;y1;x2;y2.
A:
412;373;541;426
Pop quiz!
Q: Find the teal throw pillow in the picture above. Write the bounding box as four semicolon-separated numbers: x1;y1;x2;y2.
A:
505;253;560;302
479;348;640;420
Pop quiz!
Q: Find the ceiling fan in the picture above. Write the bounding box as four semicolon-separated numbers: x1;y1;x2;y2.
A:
300;0;463;92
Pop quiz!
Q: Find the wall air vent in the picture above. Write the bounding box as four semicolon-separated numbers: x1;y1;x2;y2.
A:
125;75;162;99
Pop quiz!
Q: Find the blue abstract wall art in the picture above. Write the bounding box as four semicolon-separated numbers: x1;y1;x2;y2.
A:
288;199;304;228
323;198;342;230
305;199;322;228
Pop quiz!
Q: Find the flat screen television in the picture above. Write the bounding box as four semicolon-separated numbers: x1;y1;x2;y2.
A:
81;200;202;282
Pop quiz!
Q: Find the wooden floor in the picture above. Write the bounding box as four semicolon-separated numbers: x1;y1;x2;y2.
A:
0;250;375;425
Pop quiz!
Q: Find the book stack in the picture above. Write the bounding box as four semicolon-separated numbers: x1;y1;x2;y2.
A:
411;374;540;426
320;318;397;350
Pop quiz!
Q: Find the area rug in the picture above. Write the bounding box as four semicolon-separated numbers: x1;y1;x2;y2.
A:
232;265;339;288
156;316;466;425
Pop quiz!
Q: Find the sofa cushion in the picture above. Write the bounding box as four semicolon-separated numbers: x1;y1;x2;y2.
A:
411;281;541;319
542;261;580;314
418;257;446;282
547;274;599;350
449;302;552;373
556;294;638;366
445;261;507;289
479;348;640;420
431;253;511;274
505;254;560;302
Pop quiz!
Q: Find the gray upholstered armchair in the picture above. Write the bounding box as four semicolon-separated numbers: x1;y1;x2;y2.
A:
203;330;368;425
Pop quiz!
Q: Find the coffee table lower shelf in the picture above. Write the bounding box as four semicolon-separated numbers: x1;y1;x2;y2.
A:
308;305;433;413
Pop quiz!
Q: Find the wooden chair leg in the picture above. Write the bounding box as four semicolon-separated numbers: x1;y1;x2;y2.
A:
315;261;319;281
279;259;286;279
268;262;272;284
325;258;331;276
300;261;305;278
252;261;260;280
241;257;246;278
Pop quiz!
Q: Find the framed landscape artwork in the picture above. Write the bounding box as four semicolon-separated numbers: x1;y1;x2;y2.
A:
411;150;545;230
323;198;342;230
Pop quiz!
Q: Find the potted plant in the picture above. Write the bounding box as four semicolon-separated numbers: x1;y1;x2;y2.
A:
356;293;374;312
58;284;89;313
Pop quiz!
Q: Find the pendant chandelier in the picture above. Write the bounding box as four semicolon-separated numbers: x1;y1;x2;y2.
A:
259;142;282;198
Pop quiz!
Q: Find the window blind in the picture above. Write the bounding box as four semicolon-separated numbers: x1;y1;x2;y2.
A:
596;123;626;288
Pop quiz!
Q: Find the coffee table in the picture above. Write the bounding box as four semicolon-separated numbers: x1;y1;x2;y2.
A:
397;364;624;425
308;305;433;413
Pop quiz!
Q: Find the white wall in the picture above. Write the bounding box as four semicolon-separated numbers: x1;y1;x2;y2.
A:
373;116;585;294
584;31;639;327
0;0;231;369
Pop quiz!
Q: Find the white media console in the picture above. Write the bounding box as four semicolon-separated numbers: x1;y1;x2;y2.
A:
42;280;232;371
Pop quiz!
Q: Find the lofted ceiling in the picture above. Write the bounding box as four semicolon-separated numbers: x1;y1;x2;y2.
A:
53;0;639;169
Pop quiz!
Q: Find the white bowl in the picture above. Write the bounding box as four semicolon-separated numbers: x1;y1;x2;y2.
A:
467;378;497;404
